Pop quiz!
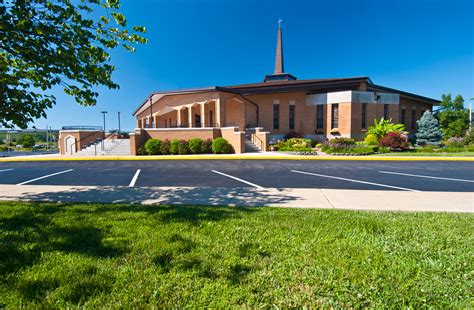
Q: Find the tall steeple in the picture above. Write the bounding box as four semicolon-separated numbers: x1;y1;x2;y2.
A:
274;18;284;74
264;19;297;83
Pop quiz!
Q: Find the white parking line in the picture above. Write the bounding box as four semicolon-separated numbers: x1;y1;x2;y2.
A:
379;170;474;183
291;170;421;192
16;169;74;185
129;169;141;187
211;170;264;189
0;169;13;172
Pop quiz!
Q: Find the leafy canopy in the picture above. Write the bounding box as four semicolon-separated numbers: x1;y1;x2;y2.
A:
436;94;469;138
0;0;147;128
366;118;405;140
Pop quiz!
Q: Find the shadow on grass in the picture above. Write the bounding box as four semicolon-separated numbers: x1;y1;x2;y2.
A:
0;200;266;304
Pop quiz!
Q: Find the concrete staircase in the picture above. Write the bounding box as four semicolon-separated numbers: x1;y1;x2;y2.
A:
244;138;261;153
77;139;131;156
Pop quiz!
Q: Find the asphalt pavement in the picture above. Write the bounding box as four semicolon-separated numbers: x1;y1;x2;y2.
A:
0;160;473;192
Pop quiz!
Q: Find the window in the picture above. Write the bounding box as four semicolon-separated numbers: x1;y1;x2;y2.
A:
273;102;280;130
289;103;295;130
384;104;389;119
411;109;417;130
316;105;324;130
401;107;406;125
144;118;149;128
361;103;367;129
331;104;339;129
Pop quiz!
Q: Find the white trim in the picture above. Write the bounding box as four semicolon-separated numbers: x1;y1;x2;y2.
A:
273;99;280;105
289;100;296;105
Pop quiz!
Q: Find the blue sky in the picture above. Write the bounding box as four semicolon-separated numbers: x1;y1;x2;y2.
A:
32;0;473;131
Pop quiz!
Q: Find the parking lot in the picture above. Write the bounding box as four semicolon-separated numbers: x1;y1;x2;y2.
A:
0;160;473;192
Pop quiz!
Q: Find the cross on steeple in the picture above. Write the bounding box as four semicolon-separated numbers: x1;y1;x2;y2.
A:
277;18;283;29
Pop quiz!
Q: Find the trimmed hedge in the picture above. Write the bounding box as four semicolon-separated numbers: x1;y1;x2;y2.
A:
140;137;232;155
212;137;233;154
144;139;162;155
170;139;180;155
188;138;203;154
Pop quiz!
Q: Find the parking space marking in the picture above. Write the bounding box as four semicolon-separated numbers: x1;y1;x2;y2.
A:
211;170;264;189
0;169;13;172
129;169;141;187
379;170;474;183
16;169;74;185
291;170;421;192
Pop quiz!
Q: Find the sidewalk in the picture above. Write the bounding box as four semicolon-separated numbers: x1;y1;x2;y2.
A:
1;185;472;212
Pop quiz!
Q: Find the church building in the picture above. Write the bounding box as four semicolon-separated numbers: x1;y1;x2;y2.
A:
131;23;438;154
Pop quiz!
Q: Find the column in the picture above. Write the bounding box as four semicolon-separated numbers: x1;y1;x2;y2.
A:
188;106;193;128
201;103;206;127
177;109;181;127
215;98;225;127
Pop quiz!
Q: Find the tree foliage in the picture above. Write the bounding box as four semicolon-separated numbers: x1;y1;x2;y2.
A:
436;94;469;138
0;0;147;128
21;134;35;148
416;110;441;145
366;118;405;140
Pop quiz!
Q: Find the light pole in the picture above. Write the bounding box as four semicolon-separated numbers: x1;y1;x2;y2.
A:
470;98;473;131
101;111;107;151
118;111;121;137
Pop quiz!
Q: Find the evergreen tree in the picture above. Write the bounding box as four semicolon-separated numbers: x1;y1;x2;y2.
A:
416;110;442;145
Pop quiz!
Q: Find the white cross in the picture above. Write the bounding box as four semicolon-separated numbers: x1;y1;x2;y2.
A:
277;18;283;28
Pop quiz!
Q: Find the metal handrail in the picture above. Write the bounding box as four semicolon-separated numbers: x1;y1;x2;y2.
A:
251;133;264;151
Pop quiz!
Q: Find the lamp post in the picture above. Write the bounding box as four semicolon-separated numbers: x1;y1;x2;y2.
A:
101;111;107;151
118;111;121;137
470;98;473;131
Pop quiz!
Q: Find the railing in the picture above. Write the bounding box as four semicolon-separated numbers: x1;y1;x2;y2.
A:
62;126;102;131
251;133;264;151
145;122;220;129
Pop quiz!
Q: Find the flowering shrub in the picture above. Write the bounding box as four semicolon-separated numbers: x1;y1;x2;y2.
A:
364;134;379;146
276;138;312;152
379;132;409;150
444;137;464;148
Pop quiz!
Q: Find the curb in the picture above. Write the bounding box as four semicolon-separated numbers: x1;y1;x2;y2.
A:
0;155;473;162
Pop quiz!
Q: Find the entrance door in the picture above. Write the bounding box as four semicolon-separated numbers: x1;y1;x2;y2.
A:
194;114;201;127
65;136;76;154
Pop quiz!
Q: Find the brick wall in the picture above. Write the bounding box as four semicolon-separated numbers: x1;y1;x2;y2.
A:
59;130;103;155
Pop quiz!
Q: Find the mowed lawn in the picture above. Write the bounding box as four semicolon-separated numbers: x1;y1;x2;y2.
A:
0;202;472;308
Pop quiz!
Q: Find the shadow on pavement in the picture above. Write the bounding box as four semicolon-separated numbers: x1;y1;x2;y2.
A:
15;186;300;206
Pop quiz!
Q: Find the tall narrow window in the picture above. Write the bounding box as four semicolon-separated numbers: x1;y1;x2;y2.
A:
273;101;280;130
144;118;149;128
289;103;295;130
384;104;389;119
411;108;417;130
331;104;339;129
316;105;324;130
401;107;406;125
361;103;367;129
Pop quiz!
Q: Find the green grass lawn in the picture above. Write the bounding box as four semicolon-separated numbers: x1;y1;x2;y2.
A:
377;151;474;157
1;202;472;308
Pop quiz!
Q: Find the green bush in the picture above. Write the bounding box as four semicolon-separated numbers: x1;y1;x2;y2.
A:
323;146;375;155
188;138;203;154
21;134;35;148
177;140;190;155
144;139;162;155
364;134;379;146
463;129;474;145
159;139;171;155
212;137;232;154
201;139;213;154
137;146;147;156
276;138;312;151
170;139;180;155
367;118;405;140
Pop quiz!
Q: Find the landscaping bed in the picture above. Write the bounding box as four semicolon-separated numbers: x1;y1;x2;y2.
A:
0;201;472;308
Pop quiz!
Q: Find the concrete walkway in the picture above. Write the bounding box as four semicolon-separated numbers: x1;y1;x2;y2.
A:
1;185;472;212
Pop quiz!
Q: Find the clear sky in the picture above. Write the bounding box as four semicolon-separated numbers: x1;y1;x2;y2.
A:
31;0;473;131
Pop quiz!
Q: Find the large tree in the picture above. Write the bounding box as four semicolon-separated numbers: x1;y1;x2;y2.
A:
436;93;469;138
0;0;147;128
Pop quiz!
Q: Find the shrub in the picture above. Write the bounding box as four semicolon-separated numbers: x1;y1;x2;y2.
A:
416;110;441;146
444;137;464;148
367;118;405;140
323;146;375;155
160;139;171;155
276;138;312;152
144;139;162;155
169;139;180;155
464;129;474;145
380;132;409;150
137;146;147;156
212;137;232;154
21;134;35;148
188;138;203;154
201;139;213;154
177;140;190;155
364;134;379;146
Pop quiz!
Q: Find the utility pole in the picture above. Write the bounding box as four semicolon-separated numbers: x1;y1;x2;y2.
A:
46;125;49;150
118;111;121;137
101;111;108;152
470;98;473;131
